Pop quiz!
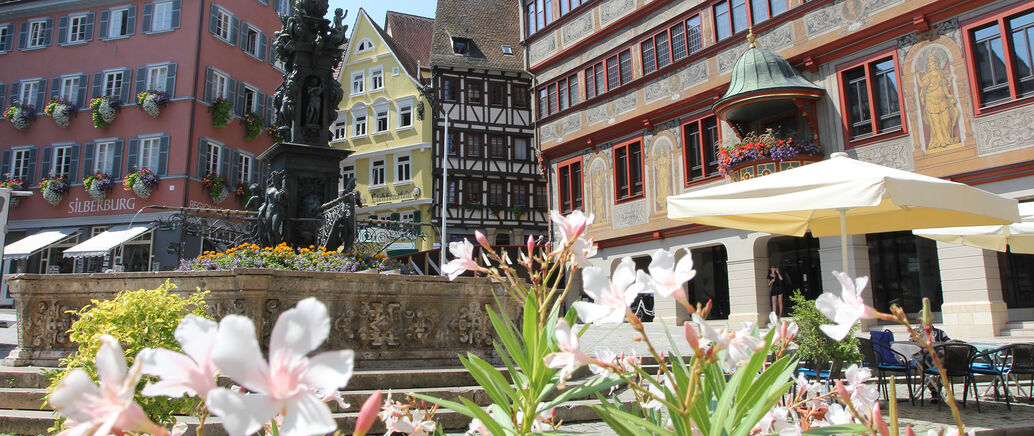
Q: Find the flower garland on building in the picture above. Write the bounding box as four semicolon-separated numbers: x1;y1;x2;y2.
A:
124;168;160;199
89;96;121;129
83;173;114;201
4;104;36;130
39;176;70;206
44;100;77;128
201;173;228;203
242;112;263;140
235;182;253;208
210;98;232;128
136;90;169;118
717;129;823;176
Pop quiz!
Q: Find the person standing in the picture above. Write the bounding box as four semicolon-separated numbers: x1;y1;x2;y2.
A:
768;265;785;317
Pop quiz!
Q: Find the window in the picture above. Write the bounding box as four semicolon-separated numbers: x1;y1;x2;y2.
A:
245;27;259;56
558;0;585;17
353;114;367;137
541;74;579;117
839;54;903;141
534;184;547;208
395;155;410;182
443;78;458;102
203;140;220;175
374;108;388;133
511;183;528;208
466;134;482;157
447;132;458;155
212;71;229;99
489;82;506;106
465;180;482;204
19;80;39;107
104;71;124;99
237;153;253;184
12;149;32;180
27;20;47;49
467;80;482;104
514;138;529;161
714;0;748;41
489;135;506;158
751;0;787;24
613;138;643;201
68;15;89;43
52;146;73;179
109;8;131;38
333;121;346;139
398;102;412;128
0;25;11;52
95;141;115;173
965;6;1034;108
370;68;383;90
501;45;513;55
866;231;943;313
341;164;355;183
351;72;364;94
642;17;702;75
584;61;607;99
489;181;506;206
513;85;529;108
452;37;469;55
354;38;373;53
538;88;548;118
557;157;582;212
448;180;459;204
243;86;257;113
147;65;168;92
215;9;231;40
371;159;386;185
686;15;703;55
682;116;720;183
59;76;80;103
153;1;174;31
525;0;553;36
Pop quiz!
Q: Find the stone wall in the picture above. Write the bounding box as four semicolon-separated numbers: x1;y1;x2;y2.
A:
2;270;519;368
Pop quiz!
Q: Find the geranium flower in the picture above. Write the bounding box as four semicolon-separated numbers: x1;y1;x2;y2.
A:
205;298;355;436
572;257;642;324
815;271;876;340
138;315;219;400
442;239;481;280
49;335;165;436
543;319;591;380
637;249;695;299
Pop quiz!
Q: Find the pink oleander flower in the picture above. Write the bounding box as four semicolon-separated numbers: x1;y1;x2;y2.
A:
843;364;879;413
353;389;381;436
551;209;592;243
725;323;764;370
815;271;877;340
573;257;642;324
690;313;733;353
684;321;700;350
205;298;355;436
757;406;800;436
392;409;437;435
873;403;890;436
637;249;695;299
769;312;799;345
543;319;592;380
50;335;166;436
138;315;219;400
821;403;854;426
570;235;598;267
443;239;482;280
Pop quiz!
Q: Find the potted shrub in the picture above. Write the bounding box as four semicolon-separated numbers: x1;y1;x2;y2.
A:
44;99;76;128
124;168;160;199
136;90;169;118
210;98;232;128
242;112;263;140
201;173;229;203
89;96;121;129
0;176;26;206
83;173;114;201
39;176;69;206
4;103;36;130
788;289;863;379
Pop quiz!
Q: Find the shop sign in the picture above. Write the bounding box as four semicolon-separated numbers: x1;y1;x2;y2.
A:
67;197;138;214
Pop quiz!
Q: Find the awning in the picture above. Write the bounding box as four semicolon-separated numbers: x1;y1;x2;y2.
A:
63;224;152;258
3;227;81;260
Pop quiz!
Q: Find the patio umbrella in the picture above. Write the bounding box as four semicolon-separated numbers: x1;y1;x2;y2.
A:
666;152;1020;269
912;203;1034;254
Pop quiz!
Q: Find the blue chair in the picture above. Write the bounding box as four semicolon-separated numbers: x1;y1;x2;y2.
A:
970;344;1012;410
860;338;915;404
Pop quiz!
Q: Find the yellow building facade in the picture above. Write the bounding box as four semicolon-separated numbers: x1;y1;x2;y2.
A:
332;9;435;253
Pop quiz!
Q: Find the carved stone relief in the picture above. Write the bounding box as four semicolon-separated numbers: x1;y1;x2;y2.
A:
587;104;609;126
805;0;903;39
563;114;582;134
846;139;914;171
448;304;492;346
561;12;594;46
973;104;1034;156
600;0;634;26
614;92;638;115
645;74;673;104
680;61;708;91
759;23;794;51
588;157;610;225
529;35;558;66
718;45;747;75
539;121;559;142
612;199;649;229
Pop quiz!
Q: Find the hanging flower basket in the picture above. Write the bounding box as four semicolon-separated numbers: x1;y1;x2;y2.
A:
202;173;228;203
268;124;285;143
235;182;253;208
211;98;232;128
718;129;824;181
44;100;76;128
136;90;169;118
89;96;121;129
242;112;263;140
0;177;25;207
83;173;114;201
39;176;69;206
4;104;36;130
124;168;159;199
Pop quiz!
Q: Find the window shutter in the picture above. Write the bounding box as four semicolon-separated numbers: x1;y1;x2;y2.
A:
165;63;177;97
0;150;10;176
268;40;276;66
256;91;265;118
229;150;240;187
273;0;281;14
142;4;153;33
158;136;169;176
69;144;81;183
121;68;132;103
8;82;20;105
99;11;110;39
227;78;237;109
125;6;137;36
35;80;46;109
26;147;38;186
41;146;54;179
238;20;248;49
82;142;95;179
171;1;182;29
17;22;27;50
390;212;400;230
50;77;60;100
230;16;240;46
111;139;124;179
135;67;147;94
208;4;218;34
84;13;94;42
76;73;88;107
250;156;260;186
203;67;213;102
57;16;68;45
92;72;103;98
219;145;230;179
260;33;269;61
413;210;421;223
0;83;6;113
196;139;207;177
126;139;139;172
43;18;53;46
235;81;245;116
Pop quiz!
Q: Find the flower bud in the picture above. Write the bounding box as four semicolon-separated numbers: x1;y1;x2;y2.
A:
354;389;382;436
872;402;890;436
904;425;917;436
684;321;700;350
475;231;491;249
526;235;535;255
834;380;850;402
921;298;933;327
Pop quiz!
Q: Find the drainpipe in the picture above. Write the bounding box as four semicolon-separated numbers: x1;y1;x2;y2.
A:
178;0;207;263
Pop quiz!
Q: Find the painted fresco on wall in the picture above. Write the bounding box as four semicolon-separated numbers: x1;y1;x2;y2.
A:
588;155;609;225
651;136;675;213
912;44;964;153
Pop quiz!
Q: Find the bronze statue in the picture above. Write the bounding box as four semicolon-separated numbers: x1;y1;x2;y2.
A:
306;77;322;125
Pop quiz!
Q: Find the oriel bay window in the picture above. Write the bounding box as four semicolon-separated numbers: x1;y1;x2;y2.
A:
613;138;643;202
838;54;904;142
557;157;582;212
964;5;1034;109
682;115;720;183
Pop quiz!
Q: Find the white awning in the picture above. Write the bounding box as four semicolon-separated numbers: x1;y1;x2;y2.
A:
3;227;81;260
63;224;152;258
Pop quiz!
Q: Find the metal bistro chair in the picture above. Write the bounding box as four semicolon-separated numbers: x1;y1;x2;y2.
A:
859;338;915;405
970;345;1013;410
1008;343;1034;401
921;343;980;412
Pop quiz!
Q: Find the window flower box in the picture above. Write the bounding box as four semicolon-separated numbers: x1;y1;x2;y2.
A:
718;131;824;182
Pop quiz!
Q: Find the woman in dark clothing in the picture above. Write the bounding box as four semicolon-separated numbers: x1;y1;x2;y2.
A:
768;265;784;317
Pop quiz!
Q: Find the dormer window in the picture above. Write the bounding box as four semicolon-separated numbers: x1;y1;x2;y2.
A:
501;45;513;55
452;37;470;56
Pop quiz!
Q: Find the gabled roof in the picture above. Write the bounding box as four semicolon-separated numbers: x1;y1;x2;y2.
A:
337;9;424;87
384;11;434;76
430;0;524;72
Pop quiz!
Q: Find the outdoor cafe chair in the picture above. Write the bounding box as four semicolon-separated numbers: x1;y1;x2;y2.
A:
970;345;1013;410
1004;343;1034;401
859;338;914;405
920;343;980;412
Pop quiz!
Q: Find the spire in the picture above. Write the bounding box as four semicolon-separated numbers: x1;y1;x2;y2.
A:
747;27;756;48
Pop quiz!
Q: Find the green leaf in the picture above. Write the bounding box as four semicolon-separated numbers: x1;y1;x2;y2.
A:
592;402;675;436
801;424;870;435
458;396;510;436
410;393;473;417
540;375;623;410
461;354;516;409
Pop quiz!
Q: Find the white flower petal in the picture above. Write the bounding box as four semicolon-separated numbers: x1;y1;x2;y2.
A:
175;315;218;365
50;369;100;423
211;315;271;394
674;255;696;282
96;336;128;387
813;293;840;321
270;298;330;360
302;350;355;396
206;389;280;436
138;348;210;398
819;323;853;341
647;250;674;278
280;392;337;436
580;267;608;302
572;301;615;324
612;257;637;293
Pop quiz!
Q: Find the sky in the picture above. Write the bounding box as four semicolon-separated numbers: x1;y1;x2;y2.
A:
325;0;438;34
